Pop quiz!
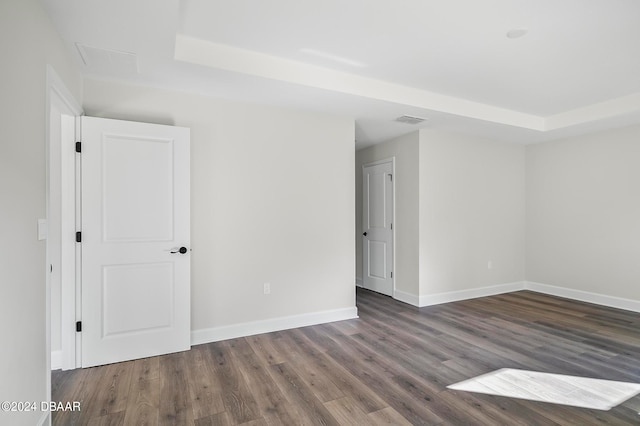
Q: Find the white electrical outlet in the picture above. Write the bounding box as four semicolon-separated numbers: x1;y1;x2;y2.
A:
37;219;48;241
264;282;271;294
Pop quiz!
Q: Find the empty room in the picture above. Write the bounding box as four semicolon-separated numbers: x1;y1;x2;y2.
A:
2;0;640;425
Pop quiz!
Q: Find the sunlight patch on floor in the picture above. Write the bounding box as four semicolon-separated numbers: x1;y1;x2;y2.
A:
447;368;640;410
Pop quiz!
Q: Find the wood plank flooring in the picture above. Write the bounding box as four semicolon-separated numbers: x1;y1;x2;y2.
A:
52;289;640;425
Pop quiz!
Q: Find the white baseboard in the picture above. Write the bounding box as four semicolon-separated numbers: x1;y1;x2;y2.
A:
191;306;358;346
525;281;640;313
382;280;640;313
51;350;62;371
418;281;526;307
37;411;50;426
393;289;421;306
393;282;526;307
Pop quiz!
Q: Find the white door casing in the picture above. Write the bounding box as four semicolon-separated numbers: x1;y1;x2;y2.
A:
81;116;191;367
46;66;83;396
47;86;78;370
362;159;394;296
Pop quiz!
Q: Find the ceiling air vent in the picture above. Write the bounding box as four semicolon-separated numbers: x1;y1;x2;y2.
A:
395;115;427;125
75;43;139;74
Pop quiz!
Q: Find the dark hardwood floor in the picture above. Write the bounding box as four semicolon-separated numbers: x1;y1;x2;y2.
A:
52;289;640;425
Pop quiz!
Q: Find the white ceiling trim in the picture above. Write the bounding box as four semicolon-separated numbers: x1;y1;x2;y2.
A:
175;34;545;131
175;34;640;136
40;0;640;146
545;92;640;131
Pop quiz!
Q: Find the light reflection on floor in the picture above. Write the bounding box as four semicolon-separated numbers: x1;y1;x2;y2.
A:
447;368;640;410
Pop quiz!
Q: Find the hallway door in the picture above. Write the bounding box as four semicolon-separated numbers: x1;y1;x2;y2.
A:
362;159;394;296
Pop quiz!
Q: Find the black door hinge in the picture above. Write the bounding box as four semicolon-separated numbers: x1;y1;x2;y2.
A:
75;142;81;153
76;321;82;332
391;271;393;278
75;231;81;243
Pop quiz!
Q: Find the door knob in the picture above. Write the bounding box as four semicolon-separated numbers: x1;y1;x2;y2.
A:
363;232;367;236
170;247;189;254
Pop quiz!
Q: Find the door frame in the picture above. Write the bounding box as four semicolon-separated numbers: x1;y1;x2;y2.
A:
361;157;396;298
46;65;83;376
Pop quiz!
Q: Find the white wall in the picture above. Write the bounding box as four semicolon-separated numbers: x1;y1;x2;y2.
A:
355;132;420;297
0;0;82;424
418;130;526;297
526;124;640;302
355;129;525;305
83;79;356;338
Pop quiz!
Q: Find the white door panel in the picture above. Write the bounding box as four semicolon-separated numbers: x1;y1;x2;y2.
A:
102;262;173;336
362;160;394;296
367;240;387;279
101;135;174;241
81;116;190;368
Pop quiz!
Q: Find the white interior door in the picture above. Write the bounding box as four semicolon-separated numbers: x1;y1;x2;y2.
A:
81;116;190;368
362;160;394;296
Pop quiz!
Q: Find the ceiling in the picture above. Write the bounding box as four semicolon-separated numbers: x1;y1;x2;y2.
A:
41;0;640;149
